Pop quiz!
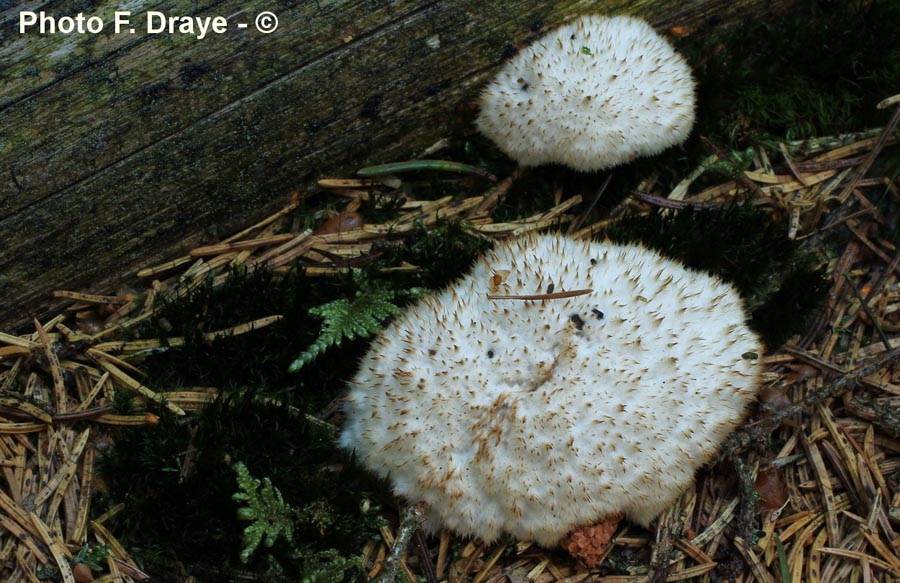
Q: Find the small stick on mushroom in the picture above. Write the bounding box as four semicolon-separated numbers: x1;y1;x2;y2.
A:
486;288;593;301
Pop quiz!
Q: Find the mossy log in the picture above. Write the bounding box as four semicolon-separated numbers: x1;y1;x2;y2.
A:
0;0;792;330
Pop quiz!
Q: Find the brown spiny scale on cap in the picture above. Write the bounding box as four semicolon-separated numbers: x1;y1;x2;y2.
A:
339;233;763;546
477;15;695;172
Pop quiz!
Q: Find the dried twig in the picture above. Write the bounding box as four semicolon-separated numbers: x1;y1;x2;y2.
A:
378;503;427;583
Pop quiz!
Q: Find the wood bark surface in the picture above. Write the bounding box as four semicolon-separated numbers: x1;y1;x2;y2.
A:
0;0;792;330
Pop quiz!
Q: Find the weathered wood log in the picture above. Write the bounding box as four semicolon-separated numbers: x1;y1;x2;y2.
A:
0;0;792;330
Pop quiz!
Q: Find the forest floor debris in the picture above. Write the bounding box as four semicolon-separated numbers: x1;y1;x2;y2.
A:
1;99;900;581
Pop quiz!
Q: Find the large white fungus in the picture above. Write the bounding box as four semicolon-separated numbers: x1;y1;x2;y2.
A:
476;15;696;172
340;233;762;546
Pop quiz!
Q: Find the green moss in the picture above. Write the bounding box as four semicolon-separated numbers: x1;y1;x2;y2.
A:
290;279;425;372
394;221;493;289
233;461;296;563
73;543;110;573
299;550;364;583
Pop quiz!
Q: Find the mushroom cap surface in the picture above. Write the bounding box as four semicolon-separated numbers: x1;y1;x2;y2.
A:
476;15;696;172
340;233;761;545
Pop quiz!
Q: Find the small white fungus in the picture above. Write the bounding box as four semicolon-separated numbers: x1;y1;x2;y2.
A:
340;233;762;545
476;15;696;172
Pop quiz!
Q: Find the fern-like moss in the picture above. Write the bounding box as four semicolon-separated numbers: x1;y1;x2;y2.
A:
233;462;296;563
299;549;362;583
289;283;424;372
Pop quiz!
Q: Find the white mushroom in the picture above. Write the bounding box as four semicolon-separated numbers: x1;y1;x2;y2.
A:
340;233;762;545
476;15;696;172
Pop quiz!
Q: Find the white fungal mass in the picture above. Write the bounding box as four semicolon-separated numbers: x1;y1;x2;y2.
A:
476;15;696;172
340;234;762;545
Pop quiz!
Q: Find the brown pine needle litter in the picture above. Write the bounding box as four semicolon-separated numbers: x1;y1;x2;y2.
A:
2;96;900;581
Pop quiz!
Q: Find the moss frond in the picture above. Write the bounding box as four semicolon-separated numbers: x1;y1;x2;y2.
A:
233;462;296;563
299;549;362;583
289;283;425;372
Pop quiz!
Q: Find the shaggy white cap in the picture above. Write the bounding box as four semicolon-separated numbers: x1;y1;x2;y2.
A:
476;15;696;172
340;234;761;546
